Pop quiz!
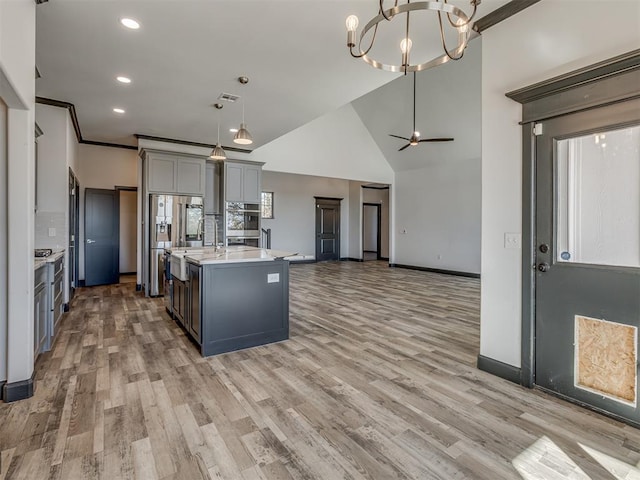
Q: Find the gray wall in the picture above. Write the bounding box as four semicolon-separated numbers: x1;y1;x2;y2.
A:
261;171;352;258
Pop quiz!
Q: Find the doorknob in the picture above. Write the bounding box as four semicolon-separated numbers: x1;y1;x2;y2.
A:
86;239;96;244
537;262;549;272
539;244;549;253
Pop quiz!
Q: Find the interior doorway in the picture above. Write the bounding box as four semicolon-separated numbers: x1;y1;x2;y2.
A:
314;197;341;261
68;169;79;301
362;203;381;261
84;188;120;287
118;187;137;284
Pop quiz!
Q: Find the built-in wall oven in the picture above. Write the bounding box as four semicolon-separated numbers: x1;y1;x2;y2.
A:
226;202;260;246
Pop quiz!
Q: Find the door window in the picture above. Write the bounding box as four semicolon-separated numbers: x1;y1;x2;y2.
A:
556;124;640;268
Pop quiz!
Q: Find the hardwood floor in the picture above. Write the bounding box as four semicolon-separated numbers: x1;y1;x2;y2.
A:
1;261;639;479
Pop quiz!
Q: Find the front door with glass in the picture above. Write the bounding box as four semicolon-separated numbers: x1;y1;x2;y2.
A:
534;98;640;425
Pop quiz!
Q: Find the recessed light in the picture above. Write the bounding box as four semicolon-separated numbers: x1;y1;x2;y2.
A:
113;108;125;114
229;128;239;133
120;18;140;29
116;76;131;84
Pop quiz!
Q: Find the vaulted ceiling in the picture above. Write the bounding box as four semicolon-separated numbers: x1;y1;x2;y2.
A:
35;0;508;150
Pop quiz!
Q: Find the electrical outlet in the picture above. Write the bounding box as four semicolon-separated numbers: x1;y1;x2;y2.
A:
48;227;56;237
504;233;521;249
267;273;280;283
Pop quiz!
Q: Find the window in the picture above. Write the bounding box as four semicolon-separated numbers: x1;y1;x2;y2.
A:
261;191;274;219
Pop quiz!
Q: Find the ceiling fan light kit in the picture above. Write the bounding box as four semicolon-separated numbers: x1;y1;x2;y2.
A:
345;0;480;74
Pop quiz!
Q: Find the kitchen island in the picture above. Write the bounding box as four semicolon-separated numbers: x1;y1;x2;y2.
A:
167;246;294;357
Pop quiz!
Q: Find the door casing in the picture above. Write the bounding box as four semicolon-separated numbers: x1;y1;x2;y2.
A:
508;49;640;391
314;197;342;261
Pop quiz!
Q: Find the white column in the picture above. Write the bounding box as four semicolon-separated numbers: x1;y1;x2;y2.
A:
6;107;35;384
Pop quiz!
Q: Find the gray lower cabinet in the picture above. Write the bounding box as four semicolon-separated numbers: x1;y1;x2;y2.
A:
34;264;49;357
171;275;187;327
50;256;64;341
199;260;289;357
187;262;201;343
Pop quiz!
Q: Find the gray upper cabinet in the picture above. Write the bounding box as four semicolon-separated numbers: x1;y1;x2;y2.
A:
224;160;263;203
143;149;206;196
225;162;244;202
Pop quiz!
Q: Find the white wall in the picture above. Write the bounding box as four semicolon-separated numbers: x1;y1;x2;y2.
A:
481;0;640;368
0;0;36;386
0;98;7;384
35;105;69;252
363;205;377;252
261;171;351;258
119;190;137;273
394;157;481;273
254;104;393;184
35;103;81;304
78;144;138;280
362;187;390;258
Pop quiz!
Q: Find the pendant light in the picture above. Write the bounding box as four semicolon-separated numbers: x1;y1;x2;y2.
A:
210;103;226;160
233;76;253;145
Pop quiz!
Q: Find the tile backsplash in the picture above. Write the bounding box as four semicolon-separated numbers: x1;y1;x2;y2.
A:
35;211;66;249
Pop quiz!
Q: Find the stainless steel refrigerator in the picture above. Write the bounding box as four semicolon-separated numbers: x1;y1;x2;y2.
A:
149;194;204;296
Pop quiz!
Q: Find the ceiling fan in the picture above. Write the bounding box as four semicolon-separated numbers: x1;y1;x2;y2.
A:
389;71;454;151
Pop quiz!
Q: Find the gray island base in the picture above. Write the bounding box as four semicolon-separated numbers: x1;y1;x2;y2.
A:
171;247;292;357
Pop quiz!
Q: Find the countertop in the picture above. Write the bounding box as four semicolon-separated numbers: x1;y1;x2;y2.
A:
183;246;297;265
34;250;65;270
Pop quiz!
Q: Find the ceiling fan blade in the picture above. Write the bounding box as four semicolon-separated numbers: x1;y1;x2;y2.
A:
418;138;455;142
389;134;410;141
398;143;411;151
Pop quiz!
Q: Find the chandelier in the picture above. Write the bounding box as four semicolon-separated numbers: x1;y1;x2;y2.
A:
345;0;480;74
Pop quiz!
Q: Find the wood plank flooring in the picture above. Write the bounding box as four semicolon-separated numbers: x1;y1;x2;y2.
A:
2;261;640;479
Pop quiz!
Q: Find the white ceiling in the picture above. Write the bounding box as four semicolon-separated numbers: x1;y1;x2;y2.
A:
35;0;509;149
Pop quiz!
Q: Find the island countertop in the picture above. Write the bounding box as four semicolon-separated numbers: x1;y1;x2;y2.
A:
183;246;296;265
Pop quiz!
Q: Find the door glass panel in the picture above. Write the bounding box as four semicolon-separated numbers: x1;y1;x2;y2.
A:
556;124;640;268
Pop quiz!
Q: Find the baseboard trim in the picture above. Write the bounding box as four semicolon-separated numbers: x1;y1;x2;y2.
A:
389;263;480;279
135;284;142;292
120;271;137;276
477;355;521;385
0;381;5;401
341;257;363;262
63;303;70;312
78;280;86;287
289;259;316;265
2;371;35;402
380;256;389;261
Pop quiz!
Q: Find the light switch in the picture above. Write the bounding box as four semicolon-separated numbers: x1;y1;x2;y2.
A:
267;273;280;283
48;227;56;237
504;232;521;249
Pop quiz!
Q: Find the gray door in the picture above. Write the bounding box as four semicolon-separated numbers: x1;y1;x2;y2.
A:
85;188;119;286
535;98;640;424
315;198;341;261
68;170;79;299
